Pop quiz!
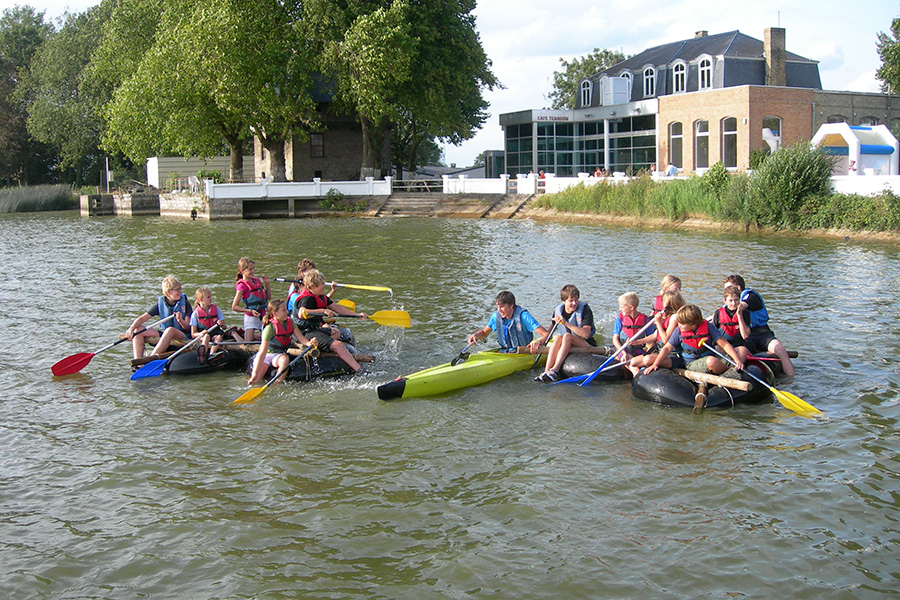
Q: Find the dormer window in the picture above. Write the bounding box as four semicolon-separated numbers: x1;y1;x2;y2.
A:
580;79;592;107
643;66;656;98
699;57;712;90
619;71;632;99
673;62;686;93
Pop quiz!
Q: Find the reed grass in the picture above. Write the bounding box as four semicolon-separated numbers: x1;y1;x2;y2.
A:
0;185;77;213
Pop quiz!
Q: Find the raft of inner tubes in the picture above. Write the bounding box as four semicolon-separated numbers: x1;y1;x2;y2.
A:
165;346;355;381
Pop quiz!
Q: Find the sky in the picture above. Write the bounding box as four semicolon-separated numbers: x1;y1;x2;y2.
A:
4;0;899;167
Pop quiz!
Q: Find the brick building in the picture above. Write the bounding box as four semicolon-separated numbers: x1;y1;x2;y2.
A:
500;28;900;176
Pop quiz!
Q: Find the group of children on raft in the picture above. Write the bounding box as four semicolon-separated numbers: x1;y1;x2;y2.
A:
466;274;795;384
124;258;369;384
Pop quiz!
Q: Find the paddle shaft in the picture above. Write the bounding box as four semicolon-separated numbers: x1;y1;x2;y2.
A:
232;343;319;405
101;315;176;353
577;318;656;386
533;322;558;368
273;278;391;293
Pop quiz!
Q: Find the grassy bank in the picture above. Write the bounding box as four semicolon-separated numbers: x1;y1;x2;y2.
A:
535;145;900;233
0;185;77;213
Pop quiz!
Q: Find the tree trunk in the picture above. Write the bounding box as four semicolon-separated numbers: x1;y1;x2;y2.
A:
360;115;394;180
360;115;378;180
260;135;287;182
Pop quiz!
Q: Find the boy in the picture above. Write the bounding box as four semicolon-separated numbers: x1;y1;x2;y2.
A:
711;285;750;362
467;291;548;354
126;275;193;360
612;292;656;358
535;285;596;383
642;304;744;377
723;274;794;376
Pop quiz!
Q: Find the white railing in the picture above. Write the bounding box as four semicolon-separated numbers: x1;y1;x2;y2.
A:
442;174;509;194
204;176;392;199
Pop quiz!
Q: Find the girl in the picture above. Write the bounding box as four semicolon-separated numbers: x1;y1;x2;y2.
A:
625;290;684;376
190;287;227;364
651;274;682;315
231;257;269;343
247;300;314;385
126;275;192;360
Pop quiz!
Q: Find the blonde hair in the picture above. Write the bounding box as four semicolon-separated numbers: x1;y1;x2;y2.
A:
297;259;316;275
618;292;639;308
723;285;740;300
659;274;682;295
194;286;212;304
302;268;325;289
236;257;255;281
661;290;685;316
675;304;704;329
161;275;182;294
262;299;286;328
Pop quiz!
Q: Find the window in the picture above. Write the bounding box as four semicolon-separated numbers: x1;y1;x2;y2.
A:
699;57;712;90
310;133;324;158
669;122;683;168
580;80;592;107
620;71;632;98
695;120;709;169
643;66;655;98
859;116;878;126
762;116;781;153
827;114;847;124
673;62;686;93
722;117;737;168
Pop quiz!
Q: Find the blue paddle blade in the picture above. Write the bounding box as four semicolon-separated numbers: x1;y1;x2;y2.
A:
553;373;589;385
130;358;167;380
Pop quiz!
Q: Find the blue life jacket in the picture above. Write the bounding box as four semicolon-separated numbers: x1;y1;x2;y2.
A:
740;288;769;330
494;305;534;350
157;294;188;333
554;301;595;342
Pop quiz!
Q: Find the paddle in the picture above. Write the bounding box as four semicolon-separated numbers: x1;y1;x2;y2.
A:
274;278;392;293
52;315;175;376
338;311;411;328
451;342;476;366
337;299;356;311
232;342;320;405
699;340;820;415
556;319;656;386
130;326;220;380
532;322;558;369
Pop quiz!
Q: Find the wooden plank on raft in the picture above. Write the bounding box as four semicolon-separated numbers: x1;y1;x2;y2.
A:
672;368;751;391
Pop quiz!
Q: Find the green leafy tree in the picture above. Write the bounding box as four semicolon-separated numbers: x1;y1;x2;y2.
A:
0;5;55;186
548;48;627;109
876;17;900;93
22;3;115;187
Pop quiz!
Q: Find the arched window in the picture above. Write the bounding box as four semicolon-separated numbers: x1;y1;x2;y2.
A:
620;71;632;98
673;62;686;93
643;66;656;98
695;120;709;169
580;80;592;107
859;116;879;126
669;122;683;168
721;117;737;168
762;116;782;153
827;114;848;124
699;57;712;90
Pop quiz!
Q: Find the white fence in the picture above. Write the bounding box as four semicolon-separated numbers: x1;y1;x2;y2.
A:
204;176;392;200
442;174;508;194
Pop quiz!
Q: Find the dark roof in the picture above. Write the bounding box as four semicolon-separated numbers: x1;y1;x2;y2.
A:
594;30;817;78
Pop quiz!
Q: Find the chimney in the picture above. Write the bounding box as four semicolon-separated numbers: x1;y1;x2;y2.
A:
694;30;708;38
765;27;786;87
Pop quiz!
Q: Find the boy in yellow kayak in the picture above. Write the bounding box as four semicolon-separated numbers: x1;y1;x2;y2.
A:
467;291;548;356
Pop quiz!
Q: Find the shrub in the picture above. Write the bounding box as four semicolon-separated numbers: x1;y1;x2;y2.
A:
0;185;76;213
319;188;367;212
701;161;729;199
196;169;223;183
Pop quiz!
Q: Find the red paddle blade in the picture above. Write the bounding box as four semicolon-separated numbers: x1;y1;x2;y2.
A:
51;352;94;376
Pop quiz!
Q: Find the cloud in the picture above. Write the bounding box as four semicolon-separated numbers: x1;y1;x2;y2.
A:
805;42;845;71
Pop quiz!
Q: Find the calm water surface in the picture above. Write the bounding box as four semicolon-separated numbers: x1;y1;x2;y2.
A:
1;212;899;598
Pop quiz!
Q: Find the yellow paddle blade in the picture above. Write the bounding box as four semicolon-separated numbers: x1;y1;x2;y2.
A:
232;384;268;405
337;299;356;311
773;388;821;416
370;310;411;328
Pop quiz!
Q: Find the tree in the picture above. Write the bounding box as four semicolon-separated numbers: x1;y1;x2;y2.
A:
876;17;900;93
22;3;115;187
0;5;55;186
547;48;628;109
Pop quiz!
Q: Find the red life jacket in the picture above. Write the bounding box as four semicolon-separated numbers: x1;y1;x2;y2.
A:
716;307;740;338
299;288;329;309
238;277;267;311
195;304;219;330
652;295;663;313
680;320;711;351
269;318;294;352
619;311;650;339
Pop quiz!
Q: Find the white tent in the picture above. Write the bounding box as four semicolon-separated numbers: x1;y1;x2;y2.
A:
811;123;899;176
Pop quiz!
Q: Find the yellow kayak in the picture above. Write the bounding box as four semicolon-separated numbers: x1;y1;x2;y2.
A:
377;350;545;400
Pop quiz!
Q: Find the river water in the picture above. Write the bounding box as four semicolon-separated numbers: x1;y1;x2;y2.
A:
2;211;899;598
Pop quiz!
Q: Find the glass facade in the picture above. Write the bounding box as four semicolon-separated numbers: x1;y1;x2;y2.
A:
504;114;656;176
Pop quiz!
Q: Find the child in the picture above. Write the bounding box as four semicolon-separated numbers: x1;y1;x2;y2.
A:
723;274;795;376
231;257;270;343
293;269;366;373
467;291;549;354
711;285;751;362
652;274;682;315
642;304;745;376
286;259;336;311
126;275;193;360
611;292;656;358
190;287;227;364
625;290;684;373
247;300;314;385
535;285;597;383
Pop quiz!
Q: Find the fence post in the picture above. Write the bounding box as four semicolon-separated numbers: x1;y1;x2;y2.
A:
501;173;510;194
442;175;450;194
204;179;215;199
313;177;322;197
366;176;374;195
458;174;468;194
